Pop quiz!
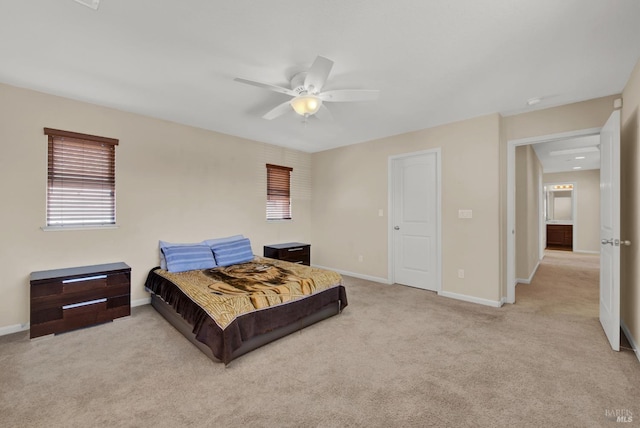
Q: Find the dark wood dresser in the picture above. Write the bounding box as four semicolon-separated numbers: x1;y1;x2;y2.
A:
263;242;310;266
30;262;131;339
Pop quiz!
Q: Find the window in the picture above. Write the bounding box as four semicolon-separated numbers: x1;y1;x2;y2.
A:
44;128;119;228
266;163;292;220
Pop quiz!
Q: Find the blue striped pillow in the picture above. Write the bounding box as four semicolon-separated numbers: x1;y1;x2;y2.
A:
159;240;203;270
211;238;254;267
203;234;244;248
163;244;216;273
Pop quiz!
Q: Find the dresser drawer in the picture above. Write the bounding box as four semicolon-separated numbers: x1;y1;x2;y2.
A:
31;272;129;298
31;282;130;312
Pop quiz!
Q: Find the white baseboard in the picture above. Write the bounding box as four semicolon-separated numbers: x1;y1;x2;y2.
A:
516;259;541;285
131;297;151;307
314;265;503;308
438;290;503;308
621;319;640;364
0;322;29;336
311;265;391;284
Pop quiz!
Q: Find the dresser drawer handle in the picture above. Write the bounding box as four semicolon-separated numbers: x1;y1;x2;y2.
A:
62;298;107;310
287;248;304;252
62;275;107;284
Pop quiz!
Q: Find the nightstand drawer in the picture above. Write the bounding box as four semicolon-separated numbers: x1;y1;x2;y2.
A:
264;243;311;266
278;246;309;260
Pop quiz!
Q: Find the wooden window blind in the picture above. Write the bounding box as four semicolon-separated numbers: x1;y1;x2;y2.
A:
266;164;292;220
44;128;119;228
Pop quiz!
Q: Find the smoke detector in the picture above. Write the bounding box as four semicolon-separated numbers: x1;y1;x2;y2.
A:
74;0;100;10
526;97;542;106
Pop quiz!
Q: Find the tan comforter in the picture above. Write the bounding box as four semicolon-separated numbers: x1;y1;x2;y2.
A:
155;257;342;329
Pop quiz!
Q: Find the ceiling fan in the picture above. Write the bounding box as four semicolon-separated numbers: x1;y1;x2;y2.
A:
234;55;380;120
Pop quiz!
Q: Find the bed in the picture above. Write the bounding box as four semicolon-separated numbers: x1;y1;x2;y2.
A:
144;256;347;364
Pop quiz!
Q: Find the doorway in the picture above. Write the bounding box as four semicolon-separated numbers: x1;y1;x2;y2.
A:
506;127;602;303
544;182;577;251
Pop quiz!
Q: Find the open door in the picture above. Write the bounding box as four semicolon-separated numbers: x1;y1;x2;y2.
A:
599;110;621;351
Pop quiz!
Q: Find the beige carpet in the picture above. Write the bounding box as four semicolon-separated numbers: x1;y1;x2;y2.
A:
1;251;638;427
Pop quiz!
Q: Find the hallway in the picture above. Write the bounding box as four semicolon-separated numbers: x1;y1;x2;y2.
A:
516;250;600;319
516;250;636;353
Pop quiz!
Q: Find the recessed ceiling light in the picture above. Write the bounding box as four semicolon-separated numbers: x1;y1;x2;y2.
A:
573;166;582;170
74;0;100;10
526;97;542;106
550;147;599;156
575;156;586;160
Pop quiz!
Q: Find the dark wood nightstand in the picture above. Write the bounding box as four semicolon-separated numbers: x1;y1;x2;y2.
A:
263;242;310;266
29;262;131;339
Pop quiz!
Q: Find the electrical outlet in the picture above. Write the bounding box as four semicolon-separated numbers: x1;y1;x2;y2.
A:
358;255;364;262
458;269;465;279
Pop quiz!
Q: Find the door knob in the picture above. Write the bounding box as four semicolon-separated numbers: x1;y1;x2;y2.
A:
622;240;632;246
394;226;400;230
601;239;613;245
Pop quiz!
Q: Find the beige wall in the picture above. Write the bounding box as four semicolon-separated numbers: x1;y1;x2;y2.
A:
544;170;601;253
0;83;312;330
501;95;617;298
502;95;619;142
515;145;542;281
312;114;502;303
621;59;640;352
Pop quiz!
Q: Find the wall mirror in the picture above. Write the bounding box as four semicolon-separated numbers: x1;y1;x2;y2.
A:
545;183;573;223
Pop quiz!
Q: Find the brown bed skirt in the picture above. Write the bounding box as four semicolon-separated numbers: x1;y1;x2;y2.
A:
144;267;348;364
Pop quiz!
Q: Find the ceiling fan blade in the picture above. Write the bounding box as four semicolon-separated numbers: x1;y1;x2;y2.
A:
234;78;297;97
314;104;333;121
262;100;293;120
304;56;333;93
319;89;380;102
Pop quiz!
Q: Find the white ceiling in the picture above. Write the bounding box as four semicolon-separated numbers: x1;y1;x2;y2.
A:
1;1;639;153
532;135;601;173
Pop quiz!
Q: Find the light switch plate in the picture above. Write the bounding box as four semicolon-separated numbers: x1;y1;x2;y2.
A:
458;209;473;219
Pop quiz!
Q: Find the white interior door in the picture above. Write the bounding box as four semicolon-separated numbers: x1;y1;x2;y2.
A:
599;110;621;351
391;152;438;291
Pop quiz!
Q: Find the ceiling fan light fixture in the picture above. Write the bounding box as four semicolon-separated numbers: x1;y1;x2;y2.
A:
235;55;379;120
290;95;322;116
